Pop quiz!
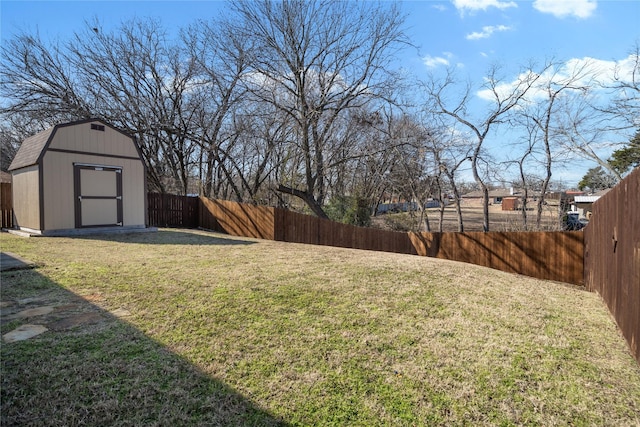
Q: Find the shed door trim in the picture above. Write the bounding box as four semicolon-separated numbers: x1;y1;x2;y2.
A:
74;164;123;228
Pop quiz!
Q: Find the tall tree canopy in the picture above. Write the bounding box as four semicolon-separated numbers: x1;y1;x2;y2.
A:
226;0;408;217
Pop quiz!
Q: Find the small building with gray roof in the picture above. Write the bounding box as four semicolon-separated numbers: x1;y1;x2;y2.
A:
8;118;148;235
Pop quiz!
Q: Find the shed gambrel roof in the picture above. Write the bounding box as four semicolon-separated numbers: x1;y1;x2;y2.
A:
8;118;139;171
8;126;55;171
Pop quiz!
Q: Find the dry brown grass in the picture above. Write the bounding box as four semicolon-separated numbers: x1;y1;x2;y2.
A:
1;228;639;426
374;204;562;232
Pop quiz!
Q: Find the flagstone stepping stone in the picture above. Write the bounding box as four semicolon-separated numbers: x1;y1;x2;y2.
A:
46;313;104;331
8;306;55;319
3;324;48;343
110;308;131;317
16;296;50;305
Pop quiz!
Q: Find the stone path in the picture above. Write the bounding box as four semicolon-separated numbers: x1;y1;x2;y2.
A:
1;295;132;343
1;253;131;343
3;324;49;343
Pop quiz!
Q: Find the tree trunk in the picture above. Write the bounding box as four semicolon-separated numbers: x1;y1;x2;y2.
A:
277;184;329;219
481;185;490;232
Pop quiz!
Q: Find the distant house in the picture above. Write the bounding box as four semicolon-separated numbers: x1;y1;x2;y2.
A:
573;189;611;219
8;118;149;235
462;188;529;207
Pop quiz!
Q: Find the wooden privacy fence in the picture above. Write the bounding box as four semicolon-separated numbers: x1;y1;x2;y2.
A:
584;167;639;364
410;231;584;285
198;196;584;286
0;182;13;229
147;193;199;228
274;208;417;255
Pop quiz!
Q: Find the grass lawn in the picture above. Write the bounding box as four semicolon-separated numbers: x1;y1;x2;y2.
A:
1;228;639;426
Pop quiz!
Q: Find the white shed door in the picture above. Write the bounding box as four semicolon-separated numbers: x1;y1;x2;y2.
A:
74;164;123;228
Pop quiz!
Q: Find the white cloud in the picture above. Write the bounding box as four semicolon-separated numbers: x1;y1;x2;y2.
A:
466;25;512;40
452;0;517;13
476;71;538;101
562;55;639;86
475;54;639;102
423;53;452;68
533;0;597;19
432;4;448;12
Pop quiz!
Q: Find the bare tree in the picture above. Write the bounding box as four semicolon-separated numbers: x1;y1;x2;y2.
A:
182;18;254;198
66;19;202;194
352;108;409;217
227;0;408;218
554;89;627;182
220;102;290;203
604;41;640;131
428;125;471;232
384;115;436;231
425;65;542;231
1;19;212;194
0;31;93;125
508;123;538;229
515;59;591;228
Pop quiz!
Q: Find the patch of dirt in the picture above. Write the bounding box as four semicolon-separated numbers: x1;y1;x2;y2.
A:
46;313;105;331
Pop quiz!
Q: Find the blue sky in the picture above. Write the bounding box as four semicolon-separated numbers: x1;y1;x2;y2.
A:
405;0;639;74
1;0;639;186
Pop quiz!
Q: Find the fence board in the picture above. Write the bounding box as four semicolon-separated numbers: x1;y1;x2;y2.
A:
147;193;199;228
584;167;640;364
0;182;13;229
200;197;274;240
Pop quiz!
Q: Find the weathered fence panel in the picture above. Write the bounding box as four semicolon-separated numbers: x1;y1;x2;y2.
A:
1;182;13;229
584;167;639;364
410;231;584;285
147;193;199;228
200;197;274;240
274;207;415;254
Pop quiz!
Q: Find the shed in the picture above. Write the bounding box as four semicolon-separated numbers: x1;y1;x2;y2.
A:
501;197;519;211
8;118;148;235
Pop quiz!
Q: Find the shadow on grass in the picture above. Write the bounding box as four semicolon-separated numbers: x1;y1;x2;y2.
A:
70;228;257;246
0;267;285;426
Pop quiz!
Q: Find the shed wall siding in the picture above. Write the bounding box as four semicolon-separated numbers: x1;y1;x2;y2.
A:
48;123;140;158
12;166;40;230
43;151;145;230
